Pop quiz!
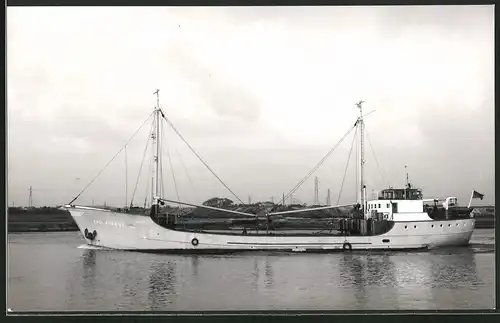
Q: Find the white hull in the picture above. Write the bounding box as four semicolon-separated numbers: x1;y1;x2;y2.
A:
67;206;475;252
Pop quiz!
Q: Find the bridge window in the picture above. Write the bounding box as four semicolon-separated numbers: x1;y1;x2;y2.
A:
386;203;390;208
378;204;381;208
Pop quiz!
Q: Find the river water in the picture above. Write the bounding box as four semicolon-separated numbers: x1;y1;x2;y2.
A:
7;229;495;311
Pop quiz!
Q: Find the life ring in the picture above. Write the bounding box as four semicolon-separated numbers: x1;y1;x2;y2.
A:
191;238;199;246
342;242;352;252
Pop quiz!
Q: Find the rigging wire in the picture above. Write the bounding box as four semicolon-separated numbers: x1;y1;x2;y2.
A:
176;148;198;203
67;111;154;205
364;125;388;188
336;127;357;205
303;128;358;235
158;106;244;205
278;123;357;206
159;117;165;198
125;146;128;208
130;120;154;208
161;118;180;201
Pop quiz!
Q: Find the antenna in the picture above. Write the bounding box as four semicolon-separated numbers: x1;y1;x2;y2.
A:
28;186;33;208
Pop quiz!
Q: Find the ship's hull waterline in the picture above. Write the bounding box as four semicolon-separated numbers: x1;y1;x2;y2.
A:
67;206;475;252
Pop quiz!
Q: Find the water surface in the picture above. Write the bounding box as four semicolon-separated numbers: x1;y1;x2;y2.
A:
7;229;495;311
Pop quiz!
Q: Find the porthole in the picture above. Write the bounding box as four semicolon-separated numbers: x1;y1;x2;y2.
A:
414;225;417;229
440;224;443;227
448;224;451;227
431;225;434;228
404;225;408;229
382;239;390;243
456;223;459;226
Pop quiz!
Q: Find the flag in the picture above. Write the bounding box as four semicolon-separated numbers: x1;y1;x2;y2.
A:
472;190;484;200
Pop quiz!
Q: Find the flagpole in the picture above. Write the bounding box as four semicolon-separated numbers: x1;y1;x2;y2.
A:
467;189;474;208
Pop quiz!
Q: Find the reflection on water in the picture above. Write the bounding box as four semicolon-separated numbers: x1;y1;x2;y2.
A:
191;255;199;277
82;249;96;268
429;252;479;288
251;257;259;293
264;258;274;287
7;230;495;311
81;249;97;301
340;255;368;308
148;260;177;310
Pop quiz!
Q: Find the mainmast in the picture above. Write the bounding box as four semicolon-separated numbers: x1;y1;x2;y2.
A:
153;89;161;207
356;100;365;212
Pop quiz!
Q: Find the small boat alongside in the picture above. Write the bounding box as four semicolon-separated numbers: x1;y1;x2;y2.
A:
64;92;481;252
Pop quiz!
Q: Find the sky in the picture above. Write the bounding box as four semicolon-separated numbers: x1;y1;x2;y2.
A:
7;5;495;207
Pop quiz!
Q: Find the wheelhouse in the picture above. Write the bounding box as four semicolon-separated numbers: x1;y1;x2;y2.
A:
378;187;423;200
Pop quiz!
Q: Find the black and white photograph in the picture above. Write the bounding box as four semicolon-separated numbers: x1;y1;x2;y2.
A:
7;5;495;312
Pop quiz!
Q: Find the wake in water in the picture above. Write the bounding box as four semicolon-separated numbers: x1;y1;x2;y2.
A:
77;244;109;250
